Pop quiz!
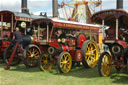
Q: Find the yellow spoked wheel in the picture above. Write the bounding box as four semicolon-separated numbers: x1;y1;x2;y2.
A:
39;52;53;71
24;45;41;68
57;52;72;73
82;40;98;68
98;52;112;77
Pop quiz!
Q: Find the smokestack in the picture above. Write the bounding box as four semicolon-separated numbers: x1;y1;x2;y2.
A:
52;0;58;17
117;0;123;9
21;0;29;14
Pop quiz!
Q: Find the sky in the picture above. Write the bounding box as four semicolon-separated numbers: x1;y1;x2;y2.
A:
0;0;128;17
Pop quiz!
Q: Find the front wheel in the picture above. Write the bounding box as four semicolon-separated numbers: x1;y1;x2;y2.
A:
4;45;21;66
57;52;72;73
98;52;112;77
39;52;53;71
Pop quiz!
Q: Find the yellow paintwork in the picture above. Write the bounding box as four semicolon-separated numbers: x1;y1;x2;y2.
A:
101;53;112;77
40;53;53;71
85;41;99;68
59;52;72;73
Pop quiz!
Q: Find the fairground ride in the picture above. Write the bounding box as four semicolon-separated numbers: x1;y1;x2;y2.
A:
58;0;102;23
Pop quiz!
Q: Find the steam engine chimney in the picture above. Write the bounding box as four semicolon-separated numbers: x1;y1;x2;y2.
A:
52;0;58;17
21;0;29;14
117;0;123;9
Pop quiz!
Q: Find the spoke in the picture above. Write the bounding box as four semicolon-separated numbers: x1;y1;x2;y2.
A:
61;61;65;64
86;56;90;61
91;49;96;52
42;64;46;68
63;54;66;59
34;53;39;56
33;48;35;53
65;55;69;60
27;50;31;54
63;64;66;70
86;52;90;56
91;54;96;58
90;55;96;63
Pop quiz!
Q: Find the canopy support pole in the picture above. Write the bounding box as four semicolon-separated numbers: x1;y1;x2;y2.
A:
38;25;40;40
1;14;3;32
90;29;92;40
102;19;104;39
47;25;49;42
11;14;14;32
116;19;118;40
101;19;105;53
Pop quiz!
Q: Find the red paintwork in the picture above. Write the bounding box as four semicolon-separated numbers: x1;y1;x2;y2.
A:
5;42;19;70
1;41;11;51
76;50;82;61
69;40;76;46
104;39;127;48
77;34;87;48
70;50;76;61
53;22;99;30
91;9;128;70
49;43;60;49
31;18;100;64
32;18;100;31
61;44;67;51
1;31;11;38
32;37;38;44
116;40;127;48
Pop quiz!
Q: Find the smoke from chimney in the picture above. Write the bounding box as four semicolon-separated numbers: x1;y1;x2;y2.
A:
117;0;123;9
52;0;58;17
21;0;29;14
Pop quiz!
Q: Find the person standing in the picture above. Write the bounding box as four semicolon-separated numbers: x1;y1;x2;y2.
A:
13;27;23;43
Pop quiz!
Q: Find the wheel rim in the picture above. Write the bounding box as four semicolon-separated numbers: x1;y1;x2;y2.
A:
85;41;98;68
59;52;72;73
6;46;20;65
26;47;40;67
101;53;112;76
40;52;53;71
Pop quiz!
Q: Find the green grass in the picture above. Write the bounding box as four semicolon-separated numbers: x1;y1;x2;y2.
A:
0;61;128;85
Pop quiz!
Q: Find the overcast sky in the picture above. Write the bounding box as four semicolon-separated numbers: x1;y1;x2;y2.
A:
0;0;128;16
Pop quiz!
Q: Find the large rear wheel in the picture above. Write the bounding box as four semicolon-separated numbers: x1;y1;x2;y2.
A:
39;52;53;71
4;45;21;66
57;52;72;73
82;40;98;68
24;44;41;68
98;52;112;77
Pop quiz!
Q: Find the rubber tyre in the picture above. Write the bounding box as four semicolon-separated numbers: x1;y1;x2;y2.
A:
57;52;72;73
98;52;112;77
81;40;98;68
39;51;53;71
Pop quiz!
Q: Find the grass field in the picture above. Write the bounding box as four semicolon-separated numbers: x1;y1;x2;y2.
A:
0;61;128;85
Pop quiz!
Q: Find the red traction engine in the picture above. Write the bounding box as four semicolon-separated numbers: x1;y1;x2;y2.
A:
31;18;100;73
91;9;128;76
0;10;45;68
